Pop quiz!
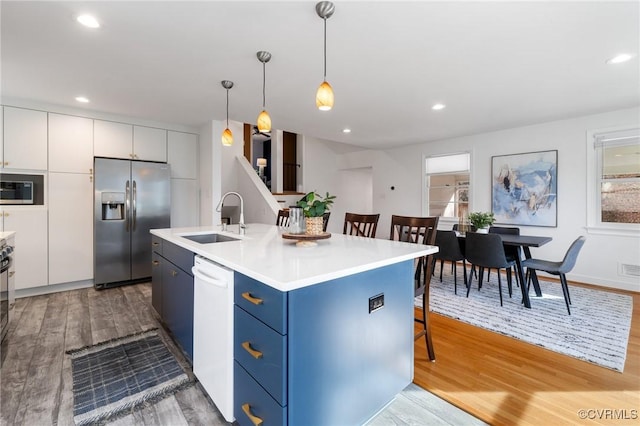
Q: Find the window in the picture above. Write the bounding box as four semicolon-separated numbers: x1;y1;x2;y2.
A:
425;153;470;220
592;128;640;226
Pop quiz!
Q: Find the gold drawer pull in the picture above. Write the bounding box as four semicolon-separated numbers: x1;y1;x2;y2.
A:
152;260;159;266
152;242;160;246
241;403;263;426
171;270;178;277
241;341;263;359
242;292;263;305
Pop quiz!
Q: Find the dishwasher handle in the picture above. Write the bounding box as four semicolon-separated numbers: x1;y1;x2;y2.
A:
192;266;229;288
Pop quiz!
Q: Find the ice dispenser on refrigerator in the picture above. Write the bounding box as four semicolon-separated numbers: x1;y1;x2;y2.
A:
101;192;125;220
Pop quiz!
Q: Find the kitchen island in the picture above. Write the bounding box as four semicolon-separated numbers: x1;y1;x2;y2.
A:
151;223;437;426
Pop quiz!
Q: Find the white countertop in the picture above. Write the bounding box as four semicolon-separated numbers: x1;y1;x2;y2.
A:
0;231;16;241
151;223;438;292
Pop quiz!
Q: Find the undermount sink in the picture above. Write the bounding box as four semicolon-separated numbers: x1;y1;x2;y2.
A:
180;233;239;244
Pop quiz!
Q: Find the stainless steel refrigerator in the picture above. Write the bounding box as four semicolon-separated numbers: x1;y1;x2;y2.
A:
94;158;170;289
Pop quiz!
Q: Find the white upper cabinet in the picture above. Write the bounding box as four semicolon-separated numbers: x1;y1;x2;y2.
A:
49;113;94;174
3;106;47;170
94;120;133;159
168;131;198;179
94;120;168;162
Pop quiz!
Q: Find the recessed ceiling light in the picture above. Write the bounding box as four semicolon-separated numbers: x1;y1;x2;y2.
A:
77;14;100;28
75;96;90;103
342;128;351;134
432;103;446;111
606;53;635;64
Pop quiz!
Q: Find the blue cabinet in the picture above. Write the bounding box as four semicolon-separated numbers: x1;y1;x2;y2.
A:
234;260;414;426
151;237;194;361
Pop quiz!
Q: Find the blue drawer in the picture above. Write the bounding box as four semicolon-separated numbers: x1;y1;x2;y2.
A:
151;235;163;255
162;240;194;276
235;361;287;426
235;273;287;334
235;306;287;406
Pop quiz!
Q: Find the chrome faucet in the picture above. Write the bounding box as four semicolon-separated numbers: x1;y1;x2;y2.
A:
216;191;245;235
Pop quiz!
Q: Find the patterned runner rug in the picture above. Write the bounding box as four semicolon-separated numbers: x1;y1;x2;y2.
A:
417;269;633;372
67;329;193;425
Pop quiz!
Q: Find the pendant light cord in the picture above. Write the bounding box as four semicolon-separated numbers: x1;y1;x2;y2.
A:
225;89;229;126
323;17;327;80
262;62;266;108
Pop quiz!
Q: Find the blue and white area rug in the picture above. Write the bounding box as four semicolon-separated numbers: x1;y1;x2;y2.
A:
67;329;193;426
417;270;633;372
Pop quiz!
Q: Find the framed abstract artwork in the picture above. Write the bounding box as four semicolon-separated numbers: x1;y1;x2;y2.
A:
491;150;558;227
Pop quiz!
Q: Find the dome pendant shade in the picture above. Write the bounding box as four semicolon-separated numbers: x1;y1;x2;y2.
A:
221;128;233;146
316;80;334;111
257;110;271;133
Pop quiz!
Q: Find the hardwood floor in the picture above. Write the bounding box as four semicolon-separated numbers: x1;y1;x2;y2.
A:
0;283;481;426
414;277;640;426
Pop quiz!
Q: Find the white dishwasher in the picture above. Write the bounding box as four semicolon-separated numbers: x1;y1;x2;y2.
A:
192;255;235;422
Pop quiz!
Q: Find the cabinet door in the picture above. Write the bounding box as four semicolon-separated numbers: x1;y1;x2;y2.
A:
48;172;93;285
168;131;198;179
49;113;94;173
171;178;198;227
0;106;4;167
3;208;48;290
94;120;133;159
3;106;47;170
161;261;194;360
151;252;163;317
134;126;167;162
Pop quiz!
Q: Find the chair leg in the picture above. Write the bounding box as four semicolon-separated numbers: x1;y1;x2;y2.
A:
439;259;444;282
462;260;468;290
478;267;485;290
506;268;513;297
422;292;435;361
560;274;571;315
497;272;504;306
453;262;457;295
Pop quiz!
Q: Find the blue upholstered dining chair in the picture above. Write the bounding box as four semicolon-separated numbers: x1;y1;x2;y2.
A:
522;236;586;315
464;232;516;306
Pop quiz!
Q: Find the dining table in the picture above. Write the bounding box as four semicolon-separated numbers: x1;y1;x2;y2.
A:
457;233;552;308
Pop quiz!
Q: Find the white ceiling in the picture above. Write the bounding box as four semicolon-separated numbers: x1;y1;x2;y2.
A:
2;1;639;149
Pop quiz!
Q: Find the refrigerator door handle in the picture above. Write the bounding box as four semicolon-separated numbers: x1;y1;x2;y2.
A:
132;180;137;231
125;180;131;232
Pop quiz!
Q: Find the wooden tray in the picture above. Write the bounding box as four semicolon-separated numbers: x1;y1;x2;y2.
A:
282;232;331;247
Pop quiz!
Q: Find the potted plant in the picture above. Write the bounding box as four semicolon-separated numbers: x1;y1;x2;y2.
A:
468;211;495;233
297;191;336;235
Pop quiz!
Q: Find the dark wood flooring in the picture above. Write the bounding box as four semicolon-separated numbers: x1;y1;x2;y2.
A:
0;283;482;426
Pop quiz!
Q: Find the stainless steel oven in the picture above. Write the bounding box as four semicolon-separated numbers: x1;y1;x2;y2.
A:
0;239;14;343
0;180;34;204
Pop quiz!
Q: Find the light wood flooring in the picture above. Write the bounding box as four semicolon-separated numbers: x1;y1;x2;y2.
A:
414;271;640;426
0;283;482;426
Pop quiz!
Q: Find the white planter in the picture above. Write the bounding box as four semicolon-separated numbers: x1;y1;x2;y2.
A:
476;227;490;234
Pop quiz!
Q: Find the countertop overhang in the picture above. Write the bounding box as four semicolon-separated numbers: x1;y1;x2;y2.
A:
151;224;438;292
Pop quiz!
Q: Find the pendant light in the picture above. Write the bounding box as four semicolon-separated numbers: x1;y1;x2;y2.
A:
256;51;272;133
221;80;234;146
315;1;335;111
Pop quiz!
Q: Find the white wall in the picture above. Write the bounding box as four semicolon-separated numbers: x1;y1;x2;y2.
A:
332;107;640;292
301;135;373;233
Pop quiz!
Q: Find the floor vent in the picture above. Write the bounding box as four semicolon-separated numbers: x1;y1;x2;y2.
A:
619;263;640;277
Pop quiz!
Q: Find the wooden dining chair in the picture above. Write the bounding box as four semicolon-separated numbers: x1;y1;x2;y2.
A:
464;232;516;306
322;211;331;232
276;209;290;227
389;215;439;361
343;212;380;238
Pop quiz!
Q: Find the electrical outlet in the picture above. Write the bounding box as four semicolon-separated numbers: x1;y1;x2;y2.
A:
369;293;384;313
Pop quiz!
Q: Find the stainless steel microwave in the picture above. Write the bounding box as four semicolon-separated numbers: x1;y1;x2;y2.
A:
0;180;34;204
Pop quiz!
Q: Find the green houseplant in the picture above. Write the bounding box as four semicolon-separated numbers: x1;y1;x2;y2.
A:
297;191;336;235
468;211;495;233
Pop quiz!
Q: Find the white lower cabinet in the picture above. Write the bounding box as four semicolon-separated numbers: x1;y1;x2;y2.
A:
1;207;48;290
48;172;93;285
171;178;198;227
